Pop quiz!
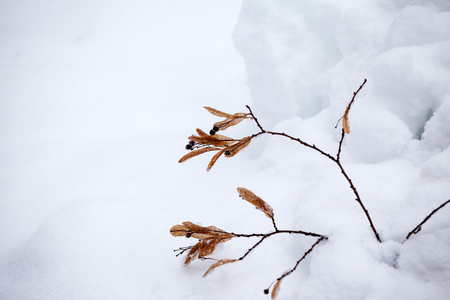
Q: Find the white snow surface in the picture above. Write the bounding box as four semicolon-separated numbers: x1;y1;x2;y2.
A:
1;1;450;299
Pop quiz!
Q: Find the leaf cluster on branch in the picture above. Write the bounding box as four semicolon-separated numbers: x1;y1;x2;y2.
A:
170;79;450;299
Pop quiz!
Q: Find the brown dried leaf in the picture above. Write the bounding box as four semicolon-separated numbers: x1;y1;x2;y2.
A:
172;222;233;265
170;224;189;237
196;128;209;137
184;238;229;265
213;133;235;141
185;241;202;265
198;239;221;258
189;134;235;147
342;108;350;134
181;221;202;231
207;148;226;171
225;137;252;158
204;106;235;118
214;117;245;131
271;280;282;300
178;147;221;163
202;259;237;277
181;222;232;240
237;187;274;218
233;112;250;118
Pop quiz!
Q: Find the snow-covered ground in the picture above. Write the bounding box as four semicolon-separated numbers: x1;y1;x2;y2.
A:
1;0;449;299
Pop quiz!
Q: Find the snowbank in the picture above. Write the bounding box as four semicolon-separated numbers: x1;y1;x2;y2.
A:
1;0;449;299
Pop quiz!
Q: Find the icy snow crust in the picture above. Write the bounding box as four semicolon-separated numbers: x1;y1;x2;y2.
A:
1;0;450;299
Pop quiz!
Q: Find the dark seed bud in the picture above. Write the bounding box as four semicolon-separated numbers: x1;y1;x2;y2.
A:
263;289;269;295
189;140;195;146
213;126;219;132
186;232;192;238
209;130;216;135
225;150;231;156
185;144;192;150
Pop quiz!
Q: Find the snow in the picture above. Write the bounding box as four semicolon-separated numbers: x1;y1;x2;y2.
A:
1;0;449;299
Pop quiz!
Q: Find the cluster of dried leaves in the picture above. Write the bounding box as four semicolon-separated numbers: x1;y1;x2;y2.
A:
170;186;326;299
179;107;254;171
170;79;450;299
170;221;232;266
170;188;279;282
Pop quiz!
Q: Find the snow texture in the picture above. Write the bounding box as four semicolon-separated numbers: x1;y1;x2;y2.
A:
1;0;450;299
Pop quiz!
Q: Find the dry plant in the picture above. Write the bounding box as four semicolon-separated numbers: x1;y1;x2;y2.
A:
170;79;450;299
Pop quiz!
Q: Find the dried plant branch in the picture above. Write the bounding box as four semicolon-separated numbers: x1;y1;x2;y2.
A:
175;227;327;294
245;81;382;243
403;199;450;242
172;80;448;298
171;188;327;297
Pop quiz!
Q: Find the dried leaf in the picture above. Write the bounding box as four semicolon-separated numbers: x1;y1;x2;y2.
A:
213;133;236;141
181;222;232;240
171;222;233;265
233;112;250;118
189;134;235;147
178;147;221;163
225;137;252;158
207;148;226;171
204;106;235;118
342;108;350;134
271;280;282;299
184;238;229;265
203;259;237;277
185;241;202;265
214;117;245;131
170;224;189;237
237;187;274;218
198;239;221;258
196;128;210;137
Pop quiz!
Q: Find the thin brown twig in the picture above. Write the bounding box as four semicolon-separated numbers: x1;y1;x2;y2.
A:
335;160;381;242
336;128;346;161
273;236;326;283
403;199;450;242
174;246;194;257
231;229;326;239
334;79;367;128
246;105;265;133
238;236;268;261
336;79;367;159
271;217;278;231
